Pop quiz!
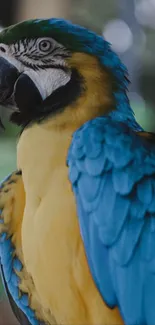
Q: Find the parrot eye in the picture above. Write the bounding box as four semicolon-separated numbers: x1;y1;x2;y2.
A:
38;39;52;52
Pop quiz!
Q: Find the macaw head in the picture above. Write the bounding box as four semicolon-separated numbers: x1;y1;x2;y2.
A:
0;18;134;129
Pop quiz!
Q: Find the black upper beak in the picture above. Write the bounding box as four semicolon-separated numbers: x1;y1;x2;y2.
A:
0;57;43;127
0;57;20;128
0;57;19;104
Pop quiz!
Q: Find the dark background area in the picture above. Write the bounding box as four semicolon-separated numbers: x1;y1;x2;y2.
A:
0;0;17;26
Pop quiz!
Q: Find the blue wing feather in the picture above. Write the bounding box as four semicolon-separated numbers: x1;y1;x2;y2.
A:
68;116;155;325
0;176;43;325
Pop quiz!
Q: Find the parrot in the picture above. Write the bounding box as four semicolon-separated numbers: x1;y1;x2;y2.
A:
0;17;155;325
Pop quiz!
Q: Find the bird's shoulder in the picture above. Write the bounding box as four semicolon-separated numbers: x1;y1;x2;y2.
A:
68;116;155;181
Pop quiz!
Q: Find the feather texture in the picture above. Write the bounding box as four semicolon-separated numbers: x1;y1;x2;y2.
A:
0;176;43;325
68;116;155;325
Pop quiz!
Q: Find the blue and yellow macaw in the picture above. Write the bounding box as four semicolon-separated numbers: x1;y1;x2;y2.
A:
0;18;154;325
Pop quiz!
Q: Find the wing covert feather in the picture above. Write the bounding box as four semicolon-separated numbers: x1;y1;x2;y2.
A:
68;117;155;325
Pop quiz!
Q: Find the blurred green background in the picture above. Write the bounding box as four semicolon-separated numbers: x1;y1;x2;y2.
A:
0;0;155;324
0;124;17;180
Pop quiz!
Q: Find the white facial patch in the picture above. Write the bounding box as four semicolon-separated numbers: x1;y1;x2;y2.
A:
23;68;71;100
0;41;71;101
0;45;24;72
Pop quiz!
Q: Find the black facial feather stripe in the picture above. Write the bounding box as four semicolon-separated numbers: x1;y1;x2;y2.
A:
38;64;69;72
53;53;69;59
13;43;19;55
15;55;69;71
11;38;69;59
16;58;40;71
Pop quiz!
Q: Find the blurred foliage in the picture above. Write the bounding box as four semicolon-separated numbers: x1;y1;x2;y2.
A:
0;279;5;300
0;136;16;179
0;119;19;179
133;103;155;131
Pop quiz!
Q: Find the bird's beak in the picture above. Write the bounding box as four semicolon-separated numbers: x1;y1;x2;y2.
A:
0;57;20;129
0;57;20;105
0;57;43;127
